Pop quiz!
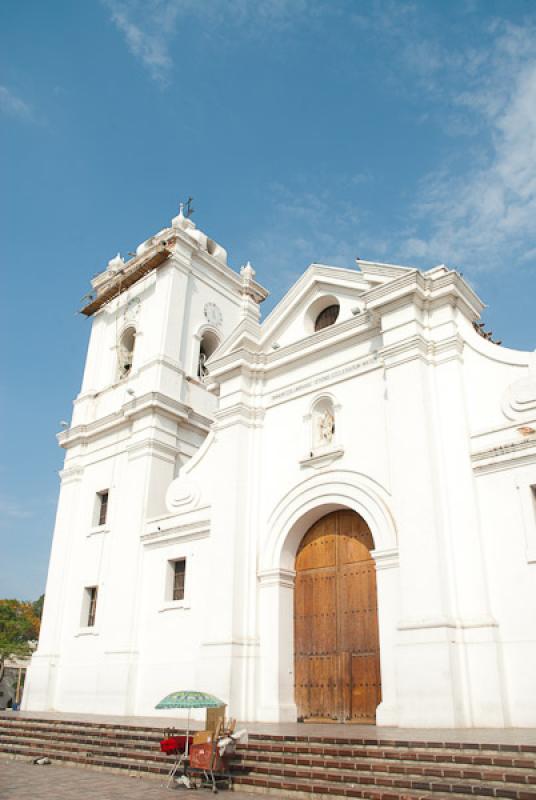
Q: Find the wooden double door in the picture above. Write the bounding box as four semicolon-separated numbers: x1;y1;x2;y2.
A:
294;510;381;723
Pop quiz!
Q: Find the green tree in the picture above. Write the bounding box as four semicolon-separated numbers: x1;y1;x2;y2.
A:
0;599;41;661
32;594;44;621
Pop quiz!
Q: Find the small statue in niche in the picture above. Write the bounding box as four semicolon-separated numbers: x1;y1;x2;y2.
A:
315;408;335;448
198;352;208;378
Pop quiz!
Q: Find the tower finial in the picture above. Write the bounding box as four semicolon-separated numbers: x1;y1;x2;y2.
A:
172;198;195;231
240;260;256;281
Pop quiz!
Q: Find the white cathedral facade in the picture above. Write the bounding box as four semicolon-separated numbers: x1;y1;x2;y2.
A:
23;206;536;729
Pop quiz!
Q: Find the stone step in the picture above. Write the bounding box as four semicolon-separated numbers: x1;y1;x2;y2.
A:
247;734;536;756
235;757;536;797
3;719;534;768
0;735;171;764
3;730;534;789
233;751;536;785
232;771;535;800
2;716;536;800
3;725;535;779
0;742;169;776
0;728;166;752
0;717;165;739
4;715;535;755
239;740;536;769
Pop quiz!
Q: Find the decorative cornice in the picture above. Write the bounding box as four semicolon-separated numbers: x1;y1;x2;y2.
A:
364;269;483;320
209;312;379;378
472;437;536;474
266;314;379;368
59;391;212;448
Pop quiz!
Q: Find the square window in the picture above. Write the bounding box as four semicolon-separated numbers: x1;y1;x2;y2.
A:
171;559;186;602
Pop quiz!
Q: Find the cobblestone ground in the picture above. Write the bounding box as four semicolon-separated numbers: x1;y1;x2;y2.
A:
0;759;279;800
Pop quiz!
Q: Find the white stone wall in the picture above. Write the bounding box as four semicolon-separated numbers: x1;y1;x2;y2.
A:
23;236;536;729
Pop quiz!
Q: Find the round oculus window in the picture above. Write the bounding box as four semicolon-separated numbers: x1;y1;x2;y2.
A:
314;304;340;332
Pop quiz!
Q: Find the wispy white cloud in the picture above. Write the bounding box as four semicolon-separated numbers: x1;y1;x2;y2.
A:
398;21;536;273
245;180;376;298
103;0;312;83
103;1;176;82
0;86;31;119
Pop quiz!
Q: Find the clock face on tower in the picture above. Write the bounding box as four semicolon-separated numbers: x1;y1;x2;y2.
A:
204;302;223;328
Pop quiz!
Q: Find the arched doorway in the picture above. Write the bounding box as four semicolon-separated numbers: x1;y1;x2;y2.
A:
294;509;381;723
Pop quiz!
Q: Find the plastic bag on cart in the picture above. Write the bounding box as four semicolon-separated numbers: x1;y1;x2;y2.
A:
217;728;248;756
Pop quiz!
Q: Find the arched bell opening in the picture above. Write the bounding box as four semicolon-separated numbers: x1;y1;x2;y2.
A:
118;326;136;380
197;330;220;378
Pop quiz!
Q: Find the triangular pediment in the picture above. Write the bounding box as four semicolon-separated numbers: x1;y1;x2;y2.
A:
259;261;409;351
210;259;418;362
260;266;364;350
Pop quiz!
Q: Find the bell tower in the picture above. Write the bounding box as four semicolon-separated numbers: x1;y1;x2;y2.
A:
22;205;268;713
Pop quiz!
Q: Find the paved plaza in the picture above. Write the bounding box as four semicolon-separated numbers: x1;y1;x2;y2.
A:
0;758;280;800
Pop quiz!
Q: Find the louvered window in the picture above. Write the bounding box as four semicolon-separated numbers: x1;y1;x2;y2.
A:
172;560;186;601
86;587;98;627
97;491;108;526
314;304;340;332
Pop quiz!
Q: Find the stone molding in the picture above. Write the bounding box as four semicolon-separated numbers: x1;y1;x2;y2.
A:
214;403;265;430
126;438;178;463
397;616;498;632
59;391;212;448
262;469;397;574
201;638;260;649
371;547;400;571
209;312;379;378
59;465;84;484
257;568;296;589
141;518;210;547
472;437;536;474
299;445;344;470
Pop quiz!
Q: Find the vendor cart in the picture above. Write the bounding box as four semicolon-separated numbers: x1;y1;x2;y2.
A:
187;734;234;793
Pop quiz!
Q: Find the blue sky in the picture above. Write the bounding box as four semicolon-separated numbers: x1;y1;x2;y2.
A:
2;0;535;599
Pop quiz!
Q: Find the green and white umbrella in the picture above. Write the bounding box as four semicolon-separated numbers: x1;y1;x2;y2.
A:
155;690;224;755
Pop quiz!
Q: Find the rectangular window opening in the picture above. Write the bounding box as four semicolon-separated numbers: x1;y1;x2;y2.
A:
172;559;186;602
86;586;98;627
96;490;109;526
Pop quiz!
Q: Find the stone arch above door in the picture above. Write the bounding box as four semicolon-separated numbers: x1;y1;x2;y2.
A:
260;469;398;576
257;471;399;725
